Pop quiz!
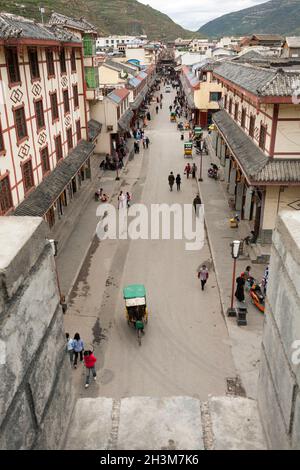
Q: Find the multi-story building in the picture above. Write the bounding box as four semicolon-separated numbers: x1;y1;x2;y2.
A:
189;39;215;57
211;62;300;246
96;36;147;52
0;13;95;229
282;37;300;58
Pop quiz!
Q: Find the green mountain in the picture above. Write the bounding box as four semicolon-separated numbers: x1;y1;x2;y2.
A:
0;0;199;41
199;0;300;37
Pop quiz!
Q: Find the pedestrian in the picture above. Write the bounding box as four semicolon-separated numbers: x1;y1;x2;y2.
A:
73;333;84;369
198;265;209;291
169;105;172;112
84;350;97;389
168;172;175;191
184;162;191;179
193;194;202;216
142;136;146;149
262;266;269;295
66;333;74;366
157;96;159;103
145;136;150;149
134;141;138;154
176;174;181;191
126;191;131;208
156;105;159;114
192;163;197;179
147;111;151;121
235;274;246;304
160;101;162;109
118;191;127;210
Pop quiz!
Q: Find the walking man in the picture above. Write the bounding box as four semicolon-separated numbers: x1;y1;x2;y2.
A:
198;265;209;291
168;172;175;191
84;350;97;389
184;162;191;179
176;174;181;191
193;194;202;216
145;136;150;149
192;163;197;179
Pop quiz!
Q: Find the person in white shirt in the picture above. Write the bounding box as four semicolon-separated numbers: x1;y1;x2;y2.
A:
66;333;74;366
198;265;209;291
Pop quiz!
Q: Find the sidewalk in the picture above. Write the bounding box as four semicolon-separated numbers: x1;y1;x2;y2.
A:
196;134;265;399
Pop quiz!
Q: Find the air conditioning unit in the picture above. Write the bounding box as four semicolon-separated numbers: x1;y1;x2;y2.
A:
107;125;113;132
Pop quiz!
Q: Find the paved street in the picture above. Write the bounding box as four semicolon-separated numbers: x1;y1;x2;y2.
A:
64;87;236;400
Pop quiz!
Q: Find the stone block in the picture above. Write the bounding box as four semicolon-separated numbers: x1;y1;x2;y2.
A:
291;391;300;450
28;310;65;424
0;217;47;304
34;355;75;449
257;349;290;449
262;311;296;431
0;253;60;426
0;390;36;450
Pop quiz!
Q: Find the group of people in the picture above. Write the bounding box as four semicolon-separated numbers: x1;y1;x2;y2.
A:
235;264;269;304
95;187;109;202
118;190;131;209
100;153;124;171
155;94;163;114
66;333;97;388
133;128;150;153
168;164;198;191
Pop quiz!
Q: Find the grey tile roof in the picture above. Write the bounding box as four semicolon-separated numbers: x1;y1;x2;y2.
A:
118;109;134;131
104;59;138;76
14;140;94;217
285;37;300;48
88;119;102;141
0;12;80;43
49;12;97;34
214;62;300;97
213;110;300;183
130;86;148;110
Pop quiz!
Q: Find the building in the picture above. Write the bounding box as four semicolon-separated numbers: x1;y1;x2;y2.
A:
211;47;237;58
98;59;139;92
0;13;96;229
189;39;215;57
174;38;192;49
210;62;300;245
240;34;284;49
216;36;241;50
282;37;300;58
96;35;146;52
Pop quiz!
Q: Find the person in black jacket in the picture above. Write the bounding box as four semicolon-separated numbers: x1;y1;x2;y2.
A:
176;174;181;191
168;172;175;191
235;274;246;303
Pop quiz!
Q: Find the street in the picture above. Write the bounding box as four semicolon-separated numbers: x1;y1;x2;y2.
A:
64;87;236;401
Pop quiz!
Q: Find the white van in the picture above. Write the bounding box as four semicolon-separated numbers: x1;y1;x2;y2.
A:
165;85;171;93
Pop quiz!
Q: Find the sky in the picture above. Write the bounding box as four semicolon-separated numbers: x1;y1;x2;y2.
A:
138;0;269;31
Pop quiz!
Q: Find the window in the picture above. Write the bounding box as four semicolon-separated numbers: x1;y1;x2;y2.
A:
71;49;77;72
28;48;40;80
41;146;50;175
14;107;28;142
234;103;239;121
259;124;267;150
50;92;59;121
5;46;20;84
249;115;255;138
0;121;5;153
46;49;55;77
73;84;79;108
34;99;45;131
63;89;70;114
22;159;34;193
60;48;67;74
67;127;73;151
224;94;227;109
0;175;13;214
228;98;232;115
241;107;246;129
76;120;81;142
209;92;222;102
55;135;63;162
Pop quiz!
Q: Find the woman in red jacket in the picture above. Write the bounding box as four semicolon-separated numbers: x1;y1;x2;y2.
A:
84;350;97;389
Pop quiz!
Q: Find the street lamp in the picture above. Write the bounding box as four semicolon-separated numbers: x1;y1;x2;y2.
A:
227;240;241;317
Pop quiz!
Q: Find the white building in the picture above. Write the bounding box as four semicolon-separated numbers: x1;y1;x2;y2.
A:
189;39;215;57
96;36;147;52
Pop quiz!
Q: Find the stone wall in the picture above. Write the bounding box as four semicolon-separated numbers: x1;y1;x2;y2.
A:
0;217;75;449
258;211;300;449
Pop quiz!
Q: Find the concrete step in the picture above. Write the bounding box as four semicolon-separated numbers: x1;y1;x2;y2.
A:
247;243;271;264
64;395;267;450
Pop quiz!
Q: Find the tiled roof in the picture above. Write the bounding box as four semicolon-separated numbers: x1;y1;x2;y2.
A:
49;12;97;33
213;110;300;183
214;62;300;97
107;88;130;104
14;141;95;217
118;109;134;131
252;34;284;41
128;77;141;88
88;119;102;141
285;37;300;48
182;66;200;89
130;86;148;110
105;59;137;76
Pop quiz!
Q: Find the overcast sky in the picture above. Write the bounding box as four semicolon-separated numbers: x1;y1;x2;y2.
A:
138;0;268;31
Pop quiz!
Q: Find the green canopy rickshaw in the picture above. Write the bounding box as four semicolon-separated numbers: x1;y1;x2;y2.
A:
123;284;148;346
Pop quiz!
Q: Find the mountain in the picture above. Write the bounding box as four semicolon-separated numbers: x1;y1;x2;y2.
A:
0;0;199;41
198;0;300;38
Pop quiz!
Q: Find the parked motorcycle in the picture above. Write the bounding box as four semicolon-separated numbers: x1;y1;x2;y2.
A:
249;279;265;313
208;164;218;180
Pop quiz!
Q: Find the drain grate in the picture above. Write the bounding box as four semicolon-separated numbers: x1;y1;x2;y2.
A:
226;376;246;397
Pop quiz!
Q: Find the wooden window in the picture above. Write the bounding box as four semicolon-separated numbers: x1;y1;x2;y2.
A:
50;92;59;121
5;46;20;84
71;49;77;72
0;121;5;153
34;99;45;131
73;84;79;108
249;115;255;138
228;98;232;115
41;146;50;175
241;107;246;129
46;49;55;77
55;135;63;162
22;159;34;193
28;48;40;80
63;89;70;114
76;120;81;142
67;127;73;151
0;174;13;214
259;124;267;150
209;92;222;102
234;103;239;121
60;48;67;74
14;107;28;142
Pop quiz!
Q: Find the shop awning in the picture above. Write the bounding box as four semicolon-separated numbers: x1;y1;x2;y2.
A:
130;86;148;110
14;140;95;217
118;109;134;131
180;75;195;109
88;119;102;142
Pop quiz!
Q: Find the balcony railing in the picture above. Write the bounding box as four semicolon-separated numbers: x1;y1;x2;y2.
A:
85;67;99;89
